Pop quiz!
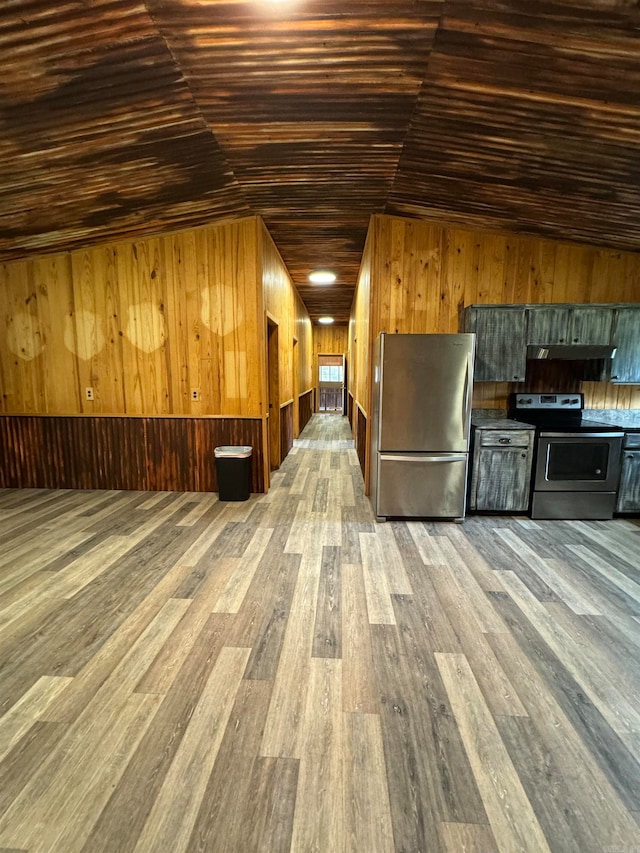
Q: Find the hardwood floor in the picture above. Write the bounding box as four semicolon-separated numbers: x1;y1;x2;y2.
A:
1;413;640;852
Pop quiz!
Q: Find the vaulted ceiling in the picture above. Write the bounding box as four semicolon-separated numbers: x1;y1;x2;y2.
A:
1;0;639;323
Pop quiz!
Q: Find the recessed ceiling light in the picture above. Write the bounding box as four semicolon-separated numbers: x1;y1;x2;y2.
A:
318;316;334;325
309;270;336;285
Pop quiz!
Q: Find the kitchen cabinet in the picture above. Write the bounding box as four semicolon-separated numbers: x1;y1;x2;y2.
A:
611;306;640;384
463;306;526;382
469;426;535;512
526;305;613;345
616;433;640;513
464;302;638;383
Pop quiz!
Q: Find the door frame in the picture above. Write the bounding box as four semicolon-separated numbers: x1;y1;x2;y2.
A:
266;315;281;470
317;352;346;414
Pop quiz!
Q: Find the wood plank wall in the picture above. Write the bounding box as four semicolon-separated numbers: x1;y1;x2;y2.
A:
348;225;373;480
348;223;373;421
280;402;294;462
0;215;313;493
0;415;265;492
298;389;313;434
260;217;313;438
351;213;640;417
313;324;348;361
0;218;265;416
355;404;367;477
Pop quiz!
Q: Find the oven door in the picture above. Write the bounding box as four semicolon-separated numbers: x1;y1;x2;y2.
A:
535;431;623;492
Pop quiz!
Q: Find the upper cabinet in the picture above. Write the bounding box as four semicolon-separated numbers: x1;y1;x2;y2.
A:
463;306;526;382
569;306;614;345
463;303;640;383
611;306;640;384
527;305;613;346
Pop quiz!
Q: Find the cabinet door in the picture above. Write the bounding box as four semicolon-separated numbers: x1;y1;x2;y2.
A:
475;447;531;511
526;306;571;344
527;305;613;345
568;306;613;345
464;307;526;382
616;450;640;513
611;307;640;383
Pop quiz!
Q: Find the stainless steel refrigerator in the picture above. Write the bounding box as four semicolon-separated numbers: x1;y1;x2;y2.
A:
369;332;475;520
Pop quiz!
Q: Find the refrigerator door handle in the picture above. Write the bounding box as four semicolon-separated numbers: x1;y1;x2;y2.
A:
462;352;472;442
380;453;467;463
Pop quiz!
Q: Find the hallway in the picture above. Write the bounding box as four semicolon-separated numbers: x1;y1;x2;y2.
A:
0;414;639;851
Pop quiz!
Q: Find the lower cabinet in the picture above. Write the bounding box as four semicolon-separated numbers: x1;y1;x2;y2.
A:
616;434;640;513
469;427;535;512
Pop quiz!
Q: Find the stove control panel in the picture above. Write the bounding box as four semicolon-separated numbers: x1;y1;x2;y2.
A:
513;393;583;410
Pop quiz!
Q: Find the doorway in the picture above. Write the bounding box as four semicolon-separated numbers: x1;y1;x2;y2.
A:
267;317;280;470
317;354;345;414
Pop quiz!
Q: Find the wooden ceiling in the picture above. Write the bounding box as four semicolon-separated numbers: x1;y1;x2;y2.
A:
1;0;639;323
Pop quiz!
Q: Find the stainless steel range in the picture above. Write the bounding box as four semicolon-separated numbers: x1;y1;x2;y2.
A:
508;392;624;520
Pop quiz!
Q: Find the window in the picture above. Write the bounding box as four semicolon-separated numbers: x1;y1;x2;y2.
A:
319;365;343;383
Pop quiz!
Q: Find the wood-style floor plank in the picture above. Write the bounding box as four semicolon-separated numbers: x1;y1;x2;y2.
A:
359;531;397;625
183;678;274;852
500;570;640;760
0;676;72;764
344;711;394;853
341;563;378;715
260;545;323;759
289;657;344;851
79;613;235;853
440;821;498;853
311;545;342;659
133;646;250;853
1;414;639;852
487;613;640;847
435;652;552;853
428;562;528;718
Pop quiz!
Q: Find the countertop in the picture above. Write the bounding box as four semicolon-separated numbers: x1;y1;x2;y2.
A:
473;407;640;431
583;409;640;431
471;409;535;430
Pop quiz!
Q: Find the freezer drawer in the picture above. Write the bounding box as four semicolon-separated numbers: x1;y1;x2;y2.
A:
376;453;469;520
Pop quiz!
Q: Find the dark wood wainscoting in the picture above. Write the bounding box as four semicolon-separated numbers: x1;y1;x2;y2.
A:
0;416;265;493
298;389;313;434
280;402;294;462
355;405;367;478
347;391;354;428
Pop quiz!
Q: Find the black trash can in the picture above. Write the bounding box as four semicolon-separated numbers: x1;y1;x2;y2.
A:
214;445;252;501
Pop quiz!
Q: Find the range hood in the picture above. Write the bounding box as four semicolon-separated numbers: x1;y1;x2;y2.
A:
526;344;617;360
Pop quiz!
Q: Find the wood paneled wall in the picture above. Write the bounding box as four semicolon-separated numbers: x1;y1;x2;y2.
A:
313;324;348;359
299;389;313;434
0;219;265;417
0;215;314;493
355;405;367;477
0;415;265;493
260;217;313;442
351;214;640;417
348;224;373;420
280;402;294;462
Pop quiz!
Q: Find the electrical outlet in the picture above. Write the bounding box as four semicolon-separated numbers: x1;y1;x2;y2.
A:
191;388;200;401
85;387;94;401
